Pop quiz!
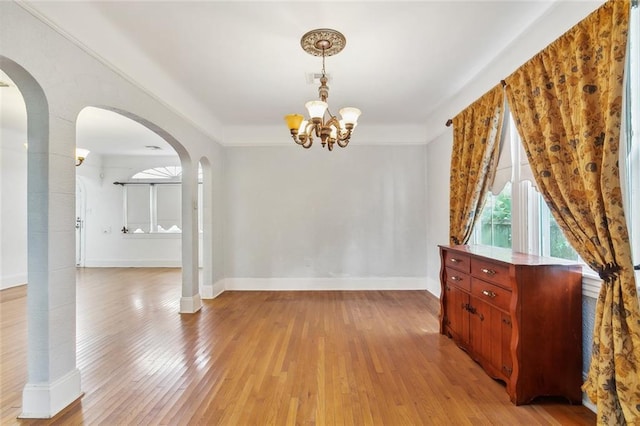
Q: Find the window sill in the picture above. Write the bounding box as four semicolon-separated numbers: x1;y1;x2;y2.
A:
581;269;602;299
121;233;182;239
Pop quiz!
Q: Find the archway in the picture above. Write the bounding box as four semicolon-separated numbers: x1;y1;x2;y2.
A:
75;106;201;313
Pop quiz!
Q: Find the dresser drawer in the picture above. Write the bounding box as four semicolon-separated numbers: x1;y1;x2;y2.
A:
471;258;510;289
444;267;470;292
471;278;511;312
443;250;470;273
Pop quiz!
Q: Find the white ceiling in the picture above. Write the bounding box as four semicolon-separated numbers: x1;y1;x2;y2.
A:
4;1;604;156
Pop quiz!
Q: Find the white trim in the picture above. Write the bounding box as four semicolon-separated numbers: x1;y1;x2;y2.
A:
1;273;28;289
200;279;225;299
582;396;597;414
20;368;82;419
582;273;602;299
180;294;202;313
83;260;181;267
222;277;428;291
121;232;182;239
582;372;597;413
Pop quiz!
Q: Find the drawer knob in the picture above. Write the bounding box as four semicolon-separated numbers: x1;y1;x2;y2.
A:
450;276;461;282
482;290;497;298
450;258;460;263
481;268;496;276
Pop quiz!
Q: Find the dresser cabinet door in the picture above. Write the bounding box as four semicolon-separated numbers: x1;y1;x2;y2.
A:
444;283;470;349
469;297;511;382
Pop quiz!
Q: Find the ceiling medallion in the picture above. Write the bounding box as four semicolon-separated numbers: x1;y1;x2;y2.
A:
300;28;346;57
284;29;361;151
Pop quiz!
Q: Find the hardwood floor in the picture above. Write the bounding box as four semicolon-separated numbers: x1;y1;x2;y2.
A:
1;268;595;425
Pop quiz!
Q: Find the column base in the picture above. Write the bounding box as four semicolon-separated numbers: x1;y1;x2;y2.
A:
20;368;82;419
180;294;202;313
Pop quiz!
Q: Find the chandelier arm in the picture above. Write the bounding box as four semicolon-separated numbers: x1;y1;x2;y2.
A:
335;127;353;147
326;115;341;129
301;122;314;149
336;137;350;148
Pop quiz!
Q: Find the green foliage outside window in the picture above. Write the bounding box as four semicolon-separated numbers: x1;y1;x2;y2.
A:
475;182;580;261
548;209;580;261
478;184;512;249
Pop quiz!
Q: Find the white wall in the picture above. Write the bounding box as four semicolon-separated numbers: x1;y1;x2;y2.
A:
225;145;427;283
425;132;453;297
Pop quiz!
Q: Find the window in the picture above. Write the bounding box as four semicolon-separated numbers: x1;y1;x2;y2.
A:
126;185;152;233
120;166;205;234
122;166;183;234
472;117;584;265
537;193;580;261
475;183;512;249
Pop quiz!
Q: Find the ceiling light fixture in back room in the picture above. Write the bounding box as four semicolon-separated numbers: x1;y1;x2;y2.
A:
284;29;361;151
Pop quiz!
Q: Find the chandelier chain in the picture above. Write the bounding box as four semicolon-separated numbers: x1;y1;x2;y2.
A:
322;48;326;76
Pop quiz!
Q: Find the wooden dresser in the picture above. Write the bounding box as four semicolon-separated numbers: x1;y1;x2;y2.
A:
439;244;583;405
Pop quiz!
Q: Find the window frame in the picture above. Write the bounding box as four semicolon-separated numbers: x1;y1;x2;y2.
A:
625;2;640;289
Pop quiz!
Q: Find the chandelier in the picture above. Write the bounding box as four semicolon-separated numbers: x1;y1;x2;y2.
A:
284;29;361;151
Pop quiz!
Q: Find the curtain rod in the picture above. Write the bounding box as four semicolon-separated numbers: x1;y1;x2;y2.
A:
445;80;508;127
113;181;199;185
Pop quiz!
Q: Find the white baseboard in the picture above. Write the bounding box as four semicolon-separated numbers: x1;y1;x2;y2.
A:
582;395;596;413
582;274;602;299
83;260;181;268
20;368;82;419
222;277;428;291
200;279;225;299
1;273;28;290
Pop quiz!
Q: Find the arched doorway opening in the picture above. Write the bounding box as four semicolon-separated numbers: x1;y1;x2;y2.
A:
75;106;201;313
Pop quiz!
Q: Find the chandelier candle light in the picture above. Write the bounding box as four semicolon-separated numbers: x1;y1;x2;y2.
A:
284;28;361;151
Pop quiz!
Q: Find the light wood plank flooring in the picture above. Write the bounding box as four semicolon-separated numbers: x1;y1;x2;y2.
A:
1;268;595;425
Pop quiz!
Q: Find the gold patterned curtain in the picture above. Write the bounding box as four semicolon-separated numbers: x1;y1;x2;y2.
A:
449;84;504;245
504;1;639;423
